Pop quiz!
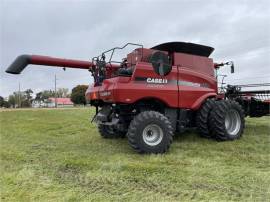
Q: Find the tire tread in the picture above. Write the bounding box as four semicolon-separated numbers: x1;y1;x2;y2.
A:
127;111;173;154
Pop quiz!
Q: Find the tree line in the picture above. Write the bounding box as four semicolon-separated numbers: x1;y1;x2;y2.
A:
0;85;88;108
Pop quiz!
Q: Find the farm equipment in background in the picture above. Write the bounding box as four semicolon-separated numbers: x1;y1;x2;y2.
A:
225;84;270;117
6;42;270;154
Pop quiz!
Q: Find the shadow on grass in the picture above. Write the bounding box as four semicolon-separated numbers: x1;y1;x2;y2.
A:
173;128;207;142
61;121;270;155
170;122;269;144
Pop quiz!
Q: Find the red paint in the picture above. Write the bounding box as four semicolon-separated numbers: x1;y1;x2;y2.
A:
30;55;120;70
31;55;92;69
48;97;73;105
86;51;218;110
7;44;220;111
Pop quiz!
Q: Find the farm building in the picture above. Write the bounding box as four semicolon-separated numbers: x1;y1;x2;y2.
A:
48;98;73;107
32;98;73;108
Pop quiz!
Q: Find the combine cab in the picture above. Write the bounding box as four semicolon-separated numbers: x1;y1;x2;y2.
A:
6;42;270;154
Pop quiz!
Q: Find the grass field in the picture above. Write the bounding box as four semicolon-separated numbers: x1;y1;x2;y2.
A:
0;108;269;201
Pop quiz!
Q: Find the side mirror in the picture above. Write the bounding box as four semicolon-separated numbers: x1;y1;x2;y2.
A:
231;62;235;73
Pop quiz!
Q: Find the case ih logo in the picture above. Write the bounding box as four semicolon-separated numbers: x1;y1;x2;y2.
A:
146;78;168;84
135;77;209;88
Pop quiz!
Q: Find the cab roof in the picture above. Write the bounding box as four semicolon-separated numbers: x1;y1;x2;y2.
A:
151;42;214;57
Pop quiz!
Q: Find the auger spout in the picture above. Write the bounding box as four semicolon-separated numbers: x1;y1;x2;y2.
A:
5;54;94;74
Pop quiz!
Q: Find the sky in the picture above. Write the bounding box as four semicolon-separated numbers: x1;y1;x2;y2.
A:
1;0;270;97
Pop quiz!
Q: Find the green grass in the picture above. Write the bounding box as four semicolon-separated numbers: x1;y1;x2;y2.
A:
0;108;269;202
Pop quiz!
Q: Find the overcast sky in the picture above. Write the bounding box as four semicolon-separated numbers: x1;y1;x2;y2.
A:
1;0;269;97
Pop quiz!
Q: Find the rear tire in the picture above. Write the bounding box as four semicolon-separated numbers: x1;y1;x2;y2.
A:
209;100;245;141
196;99;216;138
127;111;173;154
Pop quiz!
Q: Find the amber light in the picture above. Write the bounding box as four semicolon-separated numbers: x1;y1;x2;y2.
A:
92;92;97;100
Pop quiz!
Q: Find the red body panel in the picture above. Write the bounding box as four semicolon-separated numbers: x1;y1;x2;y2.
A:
86;61;178;107
86;57;217;110
178;67;217;109
114;62;178;108
173;52;215;76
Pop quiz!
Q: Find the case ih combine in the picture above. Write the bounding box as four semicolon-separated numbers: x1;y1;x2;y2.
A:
6;42;270;154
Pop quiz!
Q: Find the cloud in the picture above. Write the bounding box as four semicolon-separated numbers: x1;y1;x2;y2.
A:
1;0;270;97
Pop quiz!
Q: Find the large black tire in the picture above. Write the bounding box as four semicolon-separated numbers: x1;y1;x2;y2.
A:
196;99;216;138
127;111;173;154
98;124;125;138
209;100;245;141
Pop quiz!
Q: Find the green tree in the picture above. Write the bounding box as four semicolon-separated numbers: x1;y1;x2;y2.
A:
8;94;17;108
0;96;4;107
35;92;43;102
0;96;10;108
57;88;70;98
43;90;54;100
3;101;10;108
25;89;33;101
7;90;33;108
8;95;15;107
71;85;88;105
22;89;33;107
35;90;54;101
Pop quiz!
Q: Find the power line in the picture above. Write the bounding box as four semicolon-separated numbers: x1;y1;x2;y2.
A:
18;82;21;108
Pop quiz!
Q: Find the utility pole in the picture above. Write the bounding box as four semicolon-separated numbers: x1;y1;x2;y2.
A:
54;74;57;108
18;82;21;108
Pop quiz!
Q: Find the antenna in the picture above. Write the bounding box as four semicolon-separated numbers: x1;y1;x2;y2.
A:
18;82;21;108
54;74;57;108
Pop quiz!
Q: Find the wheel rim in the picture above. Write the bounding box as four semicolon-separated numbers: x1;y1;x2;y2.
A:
225;109;241;136
142;124;164;146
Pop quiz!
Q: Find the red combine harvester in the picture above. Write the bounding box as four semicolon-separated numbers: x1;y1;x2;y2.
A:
6;42;270;154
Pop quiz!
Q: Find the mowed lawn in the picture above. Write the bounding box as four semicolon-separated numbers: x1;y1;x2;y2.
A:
0;108;269;202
